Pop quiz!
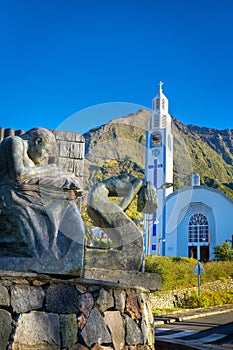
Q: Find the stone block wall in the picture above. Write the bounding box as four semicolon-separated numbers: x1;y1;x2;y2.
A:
150;278;233;309
53;130;85;186
0;127;85;187
0;273;155;350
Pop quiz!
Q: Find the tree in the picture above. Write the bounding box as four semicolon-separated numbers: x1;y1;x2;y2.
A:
213;241;233;261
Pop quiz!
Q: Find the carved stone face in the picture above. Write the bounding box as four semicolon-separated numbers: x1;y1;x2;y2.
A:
21;128;57;167
27;138;56;166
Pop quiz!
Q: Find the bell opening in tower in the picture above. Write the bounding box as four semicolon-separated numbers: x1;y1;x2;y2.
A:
151;131;162;147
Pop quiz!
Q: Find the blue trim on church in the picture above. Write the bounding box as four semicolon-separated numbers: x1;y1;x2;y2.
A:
146;131;149;150
162;142;166;256
152;219;157;236
148;158;163;240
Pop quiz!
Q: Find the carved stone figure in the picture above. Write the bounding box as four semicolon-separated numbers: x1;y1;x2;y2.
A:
0;127;85;263
86;174;157;271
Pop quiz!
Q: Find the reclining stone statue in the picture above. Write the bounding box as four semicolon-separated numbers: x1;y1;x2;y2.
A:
0;127;85;268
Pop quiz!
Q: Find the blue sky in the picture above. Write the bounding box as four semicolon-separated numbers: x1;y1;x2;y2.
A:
0;0;232;134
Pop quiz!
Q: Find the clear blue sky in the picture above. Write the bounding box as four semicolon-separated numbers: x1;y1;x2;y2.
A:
0;0;232;134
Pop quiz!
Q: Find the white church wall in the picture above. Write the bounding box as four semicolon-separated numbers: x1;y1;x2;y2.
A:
165;186;233;260
191;187;233;247
165;227;177;257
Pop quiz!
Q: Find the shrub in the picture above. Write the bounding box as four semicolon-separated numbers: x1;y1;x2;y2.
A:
145;256;233;290
213;242;233;261
184;291;233;308
145;256;166;283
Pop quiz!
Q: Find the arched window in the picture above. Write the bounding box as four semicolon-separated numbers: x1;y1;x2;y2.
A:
188;213;208;243
150;131;162;148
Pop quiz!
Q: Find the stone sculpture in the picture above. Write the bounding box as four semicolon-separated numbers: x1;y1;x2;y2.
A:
0;126;158;274
86;174;158;271
0;128;161;350
0;127;85;274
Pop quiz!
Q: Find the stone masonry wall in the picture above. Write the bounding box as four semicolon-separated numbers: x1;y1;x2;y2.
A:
53;130;85;187
0;273;155;350
150;278;233;309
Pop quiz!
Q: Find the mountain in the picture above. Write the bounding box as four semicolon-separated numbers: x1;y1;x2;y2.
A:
83;109;233;199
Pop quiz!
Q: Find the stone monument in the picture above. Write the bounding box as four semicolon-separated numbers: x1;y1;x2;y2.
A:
86;174;158;271
0;127;161;350
0;127;85;275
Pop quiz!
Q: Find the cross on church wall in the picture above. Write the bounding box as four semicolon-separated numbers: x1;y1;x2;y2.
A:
148;158;163;237
148;158;163;188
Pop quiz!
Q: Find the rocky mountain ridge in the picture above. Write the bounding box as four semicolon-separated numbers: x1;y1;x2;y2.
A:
83;109;233;199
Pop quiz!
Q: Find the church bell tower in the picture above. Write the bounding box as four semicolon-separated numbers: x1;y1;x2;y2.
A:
144;82;173;255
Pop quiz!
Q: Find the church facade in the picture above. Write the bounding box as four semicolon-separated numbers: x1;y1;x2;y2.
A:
144;83;233;260
165;177;233;260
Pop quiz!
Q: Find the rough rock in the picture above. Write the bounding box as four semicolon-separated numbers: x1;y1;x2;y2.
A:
81;307;111;347
0;309;12;350
126;291;140;321
92;345;114;350
137;293;154;347
11;284;45;313
75;284;87;293
78;292;94;317
0;285;10;306
114;289;126;312
60;314;77;348
68;344;88;350
125;315;143;346
32;280;46;286
124;346;151;350
12;311;60;350
96;288;114;312
77;313;87;329
45;284;79;313
13;278;30;285
104;311;125;350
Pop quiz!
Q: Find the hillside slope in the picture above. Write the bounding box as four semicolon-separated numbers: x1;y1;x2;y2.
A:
83;109;233;199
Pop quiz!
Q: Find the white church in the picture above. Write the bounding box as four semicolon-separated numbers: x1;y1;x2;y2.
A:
144;82;233;261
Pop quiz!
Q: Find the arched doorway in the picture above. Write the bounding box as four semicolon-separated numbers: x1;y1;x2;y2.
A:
188;213;209;261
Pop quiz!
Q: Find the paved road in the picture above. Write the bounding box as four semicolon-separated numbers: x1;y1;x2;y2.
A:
155;311;233;347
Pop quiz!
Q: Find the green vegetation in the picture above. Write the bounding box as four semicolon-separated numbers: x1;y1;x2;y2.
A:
184;291;233;308
153;291;233;312
145;256;233;291
147;256;233;310
213;241;233;261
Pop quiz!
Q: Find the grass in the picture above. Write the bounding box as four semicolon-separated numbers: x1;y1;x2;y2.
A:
152;308;182;315
146;256;233;309
145;256;233;291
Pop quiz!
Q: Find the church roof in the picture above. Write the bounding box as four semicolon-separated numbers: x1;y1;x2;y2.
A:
166;185;233;204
